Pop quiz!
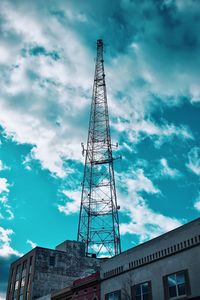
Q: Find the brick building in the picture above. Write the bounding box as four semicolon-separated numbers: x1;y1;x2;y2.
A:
52;272;100;300
6;241;100;300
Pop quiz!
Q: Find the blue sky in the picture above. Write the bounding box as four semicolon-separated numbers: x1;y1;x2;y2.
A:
0;0;200;297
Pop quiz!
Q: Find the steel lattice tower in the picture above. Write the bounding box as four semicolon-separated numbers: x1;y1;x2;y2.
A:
77;39;121;257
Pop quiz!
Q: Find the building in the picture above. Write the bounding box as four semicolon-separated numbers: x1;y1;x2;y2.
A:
100;218;200;300
6;240;100;300
52;272;100;300
72;272;100;300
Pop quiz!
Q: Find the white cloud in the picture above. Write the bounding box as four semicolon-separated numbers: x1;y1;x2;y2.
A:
0;1;93;178
0;0;195;180
6;209;14;221
159;158;182;178
0;178;9;194
0;178;14;221
0;227;22;257
186;147;200;176
0;293;6;300
194;201;200;211
117;169;182;242
126;168;160;194
0;196;8;204
27;239;37;249
194;193;200;211
58;190;81;215
0;161;4;172
0;161;10;171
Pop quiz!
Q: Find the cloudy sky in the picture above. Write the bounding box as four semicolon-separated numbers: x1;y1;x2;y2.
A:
0;0;200;297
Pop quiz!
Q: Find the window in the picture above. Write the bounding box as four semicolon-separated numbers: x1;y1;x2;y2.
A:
27;275;31;292
21;277;25;287
16;264;22;280
132;281;152;300
49;255;55;266
26;291;29;300
105;290;121;300
163;270;190;299
22;261;27;276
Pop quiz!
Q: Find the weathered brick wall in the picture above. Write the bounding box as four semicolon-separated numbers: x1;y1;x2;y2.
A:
32;242;100;299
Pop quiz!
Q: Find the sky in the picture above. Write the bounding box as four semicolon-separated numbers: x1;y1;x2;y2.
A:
0;0;200;297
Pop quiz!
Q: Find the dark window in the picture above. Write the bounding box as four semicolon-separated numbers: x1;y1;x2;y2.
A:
27;274;31;292
22;261;27;276
187;239;190;246
49;256;55;266
21;277;25;287
29;256;33;273
195;236;198;243
16;265;22;280
105;290;121;300
131;281;152;300
191;238;194;245
163;270;190;299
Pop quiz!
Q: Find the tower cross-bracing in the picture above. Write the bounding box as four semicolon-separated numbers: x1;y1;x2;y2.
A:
77;39;121;257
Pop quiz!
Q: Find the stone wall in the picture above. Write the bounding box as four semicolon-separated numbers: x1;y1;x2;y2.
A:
32;241;100;299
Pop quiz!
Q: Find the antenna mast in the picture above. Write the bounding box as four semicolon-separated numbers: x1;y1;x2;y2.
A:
77;39;121;257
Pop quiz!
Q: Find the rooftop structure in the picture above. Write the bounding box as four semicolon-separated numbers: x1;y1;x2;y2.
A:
6;241;100;300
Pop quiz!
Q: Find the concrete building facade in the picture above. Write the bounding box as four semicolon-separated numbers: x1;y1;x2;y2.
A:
6;241;100;300
100;218;200;300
